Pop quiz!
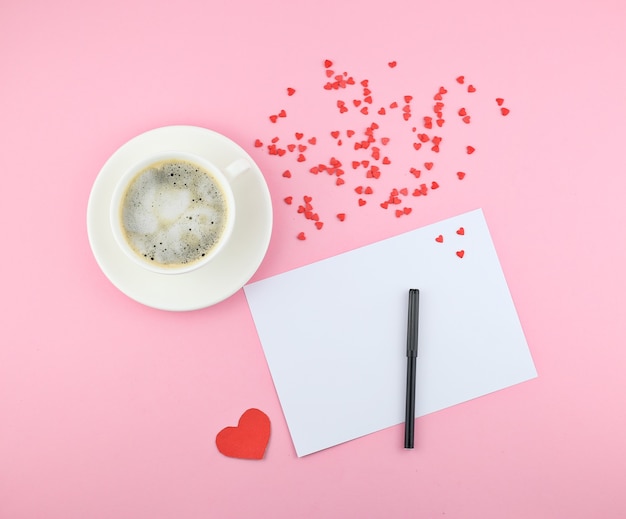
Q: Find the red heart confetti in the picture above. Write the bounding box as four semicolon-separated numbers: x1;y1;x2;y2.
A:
456;250;465;258
435;234;444;243
215;408;271;460
456;227;465;235
254;59;510;241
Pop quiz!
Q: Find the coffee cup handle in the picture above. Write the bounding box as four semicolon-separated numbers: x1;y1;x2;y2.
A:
224;158;251;181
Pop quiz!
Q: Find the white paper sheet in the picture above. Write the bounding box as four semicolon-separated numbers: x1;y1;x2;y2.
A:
244;209;537;456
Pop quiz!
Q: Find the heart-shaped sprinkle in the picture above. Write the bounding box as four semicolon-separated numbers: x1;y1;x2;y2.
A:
287;87;296;96
496;98;504;106
435;234;444;243
346;129;355;137
278;109;286;117
467;85;476;93
458;107;467;116
388;61;397;68
297;232;306;240
353;99;362;107
381;137;390;145
436;119;445;127
501;107;510;116
382;156;391;165
308;137;316;144
403;207;412;215
456;250;465;258
462;115;471;124
466;146;475;154
404;95;413;103
456;76;465;84
431;145;440;153
389;101;398;109
410;168;421;178
413;142;422;150
297;154;306;162
400;187;408;196
284;196;293;205
358;198;366;206
282;170;291;178
337;213;346;221
215;408;271;460
457;171;466;179
378;107;386;115
315;222;324;230
424;162;433;170
254;139;263;147
324;59;333;68
336;178;345;186
456;227;465;235
355;186;364;194
287;144;296;152
364;95;373;104
364;186;373;195
303;195;313;203
360;106;369;115
269;115;278;123
431;181;439;189
331;131;340;138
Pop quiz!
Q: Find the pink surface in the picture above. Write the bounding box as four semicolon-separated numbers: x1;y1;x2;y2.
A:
1;0;625;517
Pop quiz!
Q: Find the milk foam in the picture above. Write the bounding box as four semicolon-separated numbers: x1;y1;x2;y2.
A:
120;159;229;267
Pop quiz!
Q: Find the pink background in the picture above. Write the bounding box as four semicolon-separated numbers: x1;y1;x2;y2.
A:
1;0;625;517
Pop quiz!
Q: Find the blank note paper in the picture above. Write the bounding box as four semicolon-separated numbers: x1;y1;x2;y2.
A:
244;209;537;457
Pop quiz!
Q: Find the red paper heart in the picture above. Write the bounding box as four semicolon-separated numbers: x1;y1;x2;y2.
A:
216;409;271;460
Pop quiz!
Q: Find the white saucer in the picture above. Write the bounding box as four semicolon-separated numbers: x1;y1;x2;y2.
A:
87;125;273;311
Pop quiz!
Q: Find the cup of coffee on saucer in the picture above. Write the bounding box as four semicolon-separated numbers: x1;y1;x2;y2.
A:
110;151;249;275
87;125;273;311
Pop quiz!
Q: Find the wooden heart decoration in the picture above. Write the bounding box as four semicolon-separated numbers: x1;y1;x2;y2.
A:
216;408;271;460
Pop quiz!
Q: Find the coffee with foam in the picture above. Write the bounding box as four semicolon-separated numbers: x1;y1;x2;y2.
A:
119;159;229;268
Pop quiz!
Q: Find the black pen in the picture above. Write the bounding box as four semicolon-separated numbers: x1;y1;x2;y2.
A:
404;289;419;449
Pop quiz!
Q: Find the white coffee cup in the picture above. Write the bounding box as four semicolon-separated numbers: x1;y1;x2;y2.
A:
110;151;249;274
